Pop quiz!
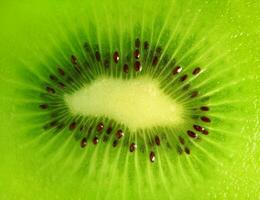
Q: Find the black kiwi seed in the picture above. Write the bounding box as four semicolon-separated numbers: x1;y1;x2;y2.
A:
80;125;84;132
144;41;149;49
180;74;188;82
71;55;78;65
155;136;160;146
190;91;199;98
116;129;124;139
69;122;77;130
129;143;137;152
178;136;185;145
134;49;140;59
200;106;209;111
172;66;182;75
112;140;118;147
123;64;129;73
50;75;57;81
184;147;190;155
97;122;104;132
201;116;211;123
39;104;48;109
187;130;197;138
134;61;142;72
95;51;101;61
202;129;209;135
80;137;87;148
46;87;55;94
152;56;158;66
193;67;201;75
93;136;99;145
58;82;65;89
113;51;120;63
193;125;204;132
58;68;65;76
135;38;140;48
150;151;156;162
106;127;112;134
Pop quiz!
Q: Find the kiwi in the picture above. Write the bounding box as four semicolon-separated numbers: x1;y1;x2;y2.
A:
0;0;259;200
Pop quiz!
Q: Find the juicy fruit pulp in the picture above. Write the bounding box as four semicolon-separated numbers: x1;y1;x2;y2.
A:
35;33;214;165
65;77;184;130
0;0;259;200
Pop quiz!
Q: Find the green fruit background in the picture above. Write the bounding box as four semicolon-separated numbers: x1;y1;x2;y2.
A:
0;0;259;199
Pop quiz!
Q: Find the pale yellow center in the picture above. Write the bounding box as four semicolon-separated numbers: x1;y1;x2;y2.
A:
65;77;184;130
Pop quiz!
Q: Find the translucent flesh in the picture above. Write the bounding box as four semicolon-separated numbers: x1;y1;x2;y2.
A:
0;0;259;200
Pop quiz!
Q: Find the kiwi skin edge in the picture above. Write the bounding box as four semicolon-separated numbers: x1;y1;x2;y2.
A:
0;0;259;200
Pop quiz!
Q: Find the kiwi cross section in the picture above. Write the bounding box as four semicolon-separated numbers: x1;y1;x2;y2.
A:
39;38;211;163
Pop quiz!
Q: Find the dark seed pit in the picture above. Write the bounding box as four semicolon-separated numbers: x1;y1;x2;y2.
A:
113;51;120;63
155;136;160;146
180;74;188;82
172;66;182;75
135;38;141;48
202;129;209;135
178;136;185;145
106;127;112;134
116;129;124;139
39;104;48;109
200;106;209;111
58;68;65;76
134;49;140;59
201;116;211;123
46;87;55;94
71;55;78;65
123;64;129;73
184;147;190;155
193;125;204;132
113;140;118;147
187;130;197;138
191;91;199;98
134;61;142;72
50;75;57;81
177;146;183;154
144;41;149;49
130;143;137;152
152;56;158;66
150;151;156;162
93;137;99;145
95;51;101;61
69;122;77;130
80;137;87;148
193;67;201;75
97;122;104;132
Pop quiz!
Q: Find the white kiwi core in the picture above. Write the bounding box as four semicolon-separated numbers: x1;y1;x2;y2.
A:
65;77;184;130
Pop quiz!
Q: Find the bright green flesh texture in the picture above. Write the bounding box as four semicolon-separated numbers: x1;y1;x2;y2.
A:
0;0;260;200
65;77;184;130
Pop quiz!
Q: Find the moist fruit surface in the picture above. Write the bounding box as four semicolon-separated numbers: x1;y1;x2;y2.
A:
0;0;259;200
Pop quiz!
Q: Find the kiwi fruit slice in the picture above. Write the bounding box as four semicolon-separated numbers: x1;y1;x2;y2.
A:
0;0;259;199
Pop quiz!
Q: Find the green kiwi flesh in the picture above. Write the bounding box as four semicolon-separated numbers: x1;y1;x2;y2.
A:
0;0;259;200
